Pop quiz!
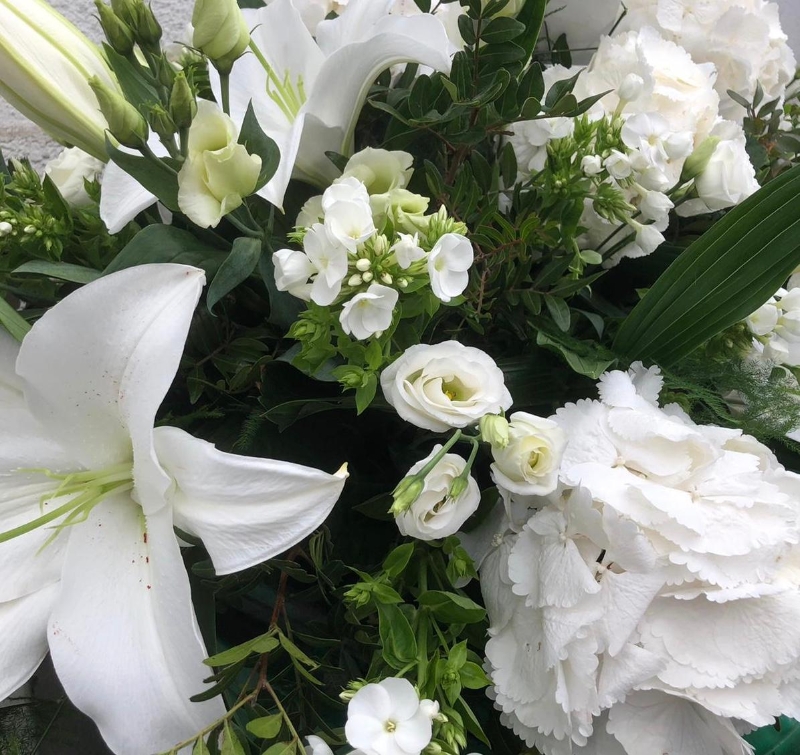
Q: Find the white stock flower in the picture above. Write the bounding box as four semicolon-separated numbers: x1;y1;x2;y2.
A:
304;223;350;306
322;177;377;252
177;100;262;229
490;413;566;497
391;233;426;269
273;248;315;301
0;264;348;755
619;0;797;121
44;148;104;209
427;233;474;302
395;445;481;541
380;341;512;432
339;283;398;340
345;677;434;755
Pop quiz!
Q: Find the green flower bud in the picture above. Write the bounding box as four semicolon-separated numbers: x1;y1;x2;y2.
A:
336;366;368;389
147;104;176;141
680;136;721;184
192;0;250;74
131;2;162;50
94;1;135;56
390;475;425;515
88;76;149;148
169;72;197;130
110;0;138;25
448;474;469;500
479;414;510;449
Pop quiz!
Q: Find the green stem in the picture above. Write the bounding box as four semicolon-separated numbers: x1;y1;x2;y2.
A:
417;558;429;687
227;212;264;239
220;72;231;116
140;143;178;176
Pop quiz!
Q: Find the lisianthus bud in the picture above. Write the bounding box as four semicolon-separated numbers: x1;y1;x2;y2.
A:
390;475;425;515
148;104;176;141
89;75;149;148
479;414;510;449
192;0;250;73
110;0;138;24
131;2;162;50
94;1;135;56
170;72;197;129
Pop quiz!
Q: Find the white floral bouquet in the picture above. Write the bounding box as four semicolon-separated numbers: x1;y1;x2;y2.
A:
2;1;800;754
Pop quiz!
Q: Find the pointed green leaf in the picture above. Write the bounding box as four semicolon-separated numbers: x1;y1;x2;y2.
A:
207;237;262;313
14;261;102;284
246;714;283;740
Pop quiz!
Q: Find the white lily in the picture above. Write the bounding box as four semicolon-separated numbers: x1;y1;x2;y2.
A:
0;264;348;755
0;0;120;161
99;0;451;233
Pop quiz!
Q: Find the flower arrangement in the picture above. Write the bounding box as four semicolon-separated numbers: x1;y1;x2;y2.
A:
1;1;800;755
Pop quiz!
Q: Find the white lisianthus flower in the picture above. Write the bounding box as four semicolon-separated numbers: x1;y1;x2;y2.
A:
380;341;513;432
273;248;315;301
345;677;435;755
44;148;104;209
693;129;760;212
391;233;426;269
0;264;348;755
303;224;350;306
339;284;398;340
322;177;377;253
490;413;566;497
427;233;474;302
177;100;262;229
395;445;481;541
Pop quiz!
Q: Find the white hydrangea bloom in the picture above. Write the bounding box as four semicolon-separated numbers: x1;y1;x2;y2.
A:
619;0;797;121
481;363;800;754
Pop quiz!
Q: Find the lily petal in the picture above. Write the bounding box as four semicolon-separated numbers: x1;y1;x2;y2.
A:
16;264;206;514
0;583;59;700
153;426;348;575
48;494;224;755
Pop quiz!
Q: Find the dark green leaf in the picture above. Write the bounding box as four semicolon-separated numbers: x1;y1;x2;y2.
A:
746;718;800;755
41;174;71;221
103;45;160;109
481;16;525;44
536;331;616;379
105;136;180;212
355;372;378;414
207;237;262;313
544;296;571;331
14;261;101;284
614;165;800;365
515;0;547;62
203;632;278;666
105;225;227;276
278;632;319;669
221;723;246;755
377;603;418;667
460;661;491;689
239;102;281;190
418;590;486;623
383;543;415;578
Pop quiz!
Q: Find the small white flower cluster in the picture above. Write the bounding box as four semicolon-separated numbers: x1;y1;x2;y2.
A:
477;364;800;755
273;148;474;341
620;0;797;121
506;23;763;265
381;341;568;543
746;285;800;366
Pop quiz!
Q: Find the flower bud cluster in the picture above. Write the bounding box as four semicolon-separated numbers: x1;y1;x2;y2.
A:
273;148;473;342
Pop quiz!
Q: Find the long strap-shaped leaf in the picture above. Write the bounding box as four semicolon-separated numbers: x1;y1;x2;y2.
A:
614;164;800;365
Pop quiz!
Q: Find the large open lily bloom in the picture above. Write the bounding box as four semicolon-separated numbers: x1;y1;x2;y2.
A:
0;264;348;755
100;0;451;232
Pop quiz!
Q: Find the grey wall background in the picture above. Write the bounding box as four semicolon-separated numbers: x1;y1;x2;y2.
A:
1;0;800;168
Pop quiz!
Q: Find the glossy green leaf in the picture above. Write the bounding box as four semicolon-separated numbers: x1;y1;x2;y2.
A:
746;718;800;755
14;261;102;284
207;237;262;313
105;136;180;212
377;603;418;667
238;102;281;191
614;165;800;365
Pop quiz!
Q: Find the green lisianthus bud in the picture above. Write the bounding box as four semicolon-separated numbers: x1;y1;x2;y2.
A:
390;475;425;515
479;414;510;449
448;474;469;500
132;2;162;50
169;72;197;129
89;76;148;148
110;0;138;24
192;0;250;74
94;1;135;56
680;136;721;184
147;104;176;141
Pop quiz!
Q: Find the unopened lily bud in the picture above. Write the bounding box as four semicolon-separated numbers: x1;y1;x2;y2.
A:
680;136;721;184
94;1;135;56
89;76;148;148
148;104;176;141
480;414;510;449
169;72;197;129
390;475;425;515
192;0;250;74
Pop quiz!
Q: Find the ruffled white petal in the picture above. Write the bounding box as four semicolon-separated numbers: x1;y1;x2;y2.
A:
16;264;205;514
48;495;224;755
153;426;348;574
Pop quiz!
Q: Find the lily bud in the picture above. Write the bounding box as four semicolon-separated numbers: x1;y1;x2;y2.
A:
170;72;197;129
192;0;250;74
390;475;425;515
479;414;510;449
94;1;135;56
680;136;721;184
0;0;124;161
89;75;149;148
